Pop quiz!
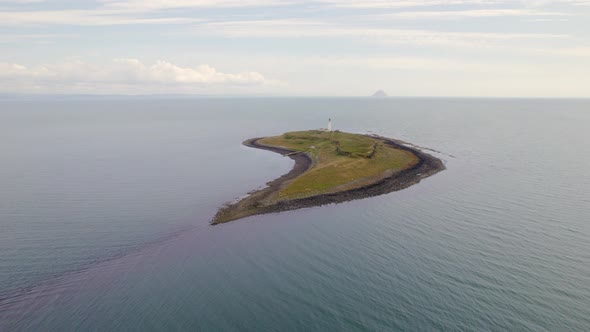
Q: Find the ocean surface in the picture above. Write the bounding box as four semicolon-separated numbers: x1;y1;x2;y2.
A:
1;97;589;331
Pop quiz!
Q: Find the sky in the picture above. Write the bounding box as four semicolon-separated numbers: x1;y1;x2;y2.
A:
1;0;590;97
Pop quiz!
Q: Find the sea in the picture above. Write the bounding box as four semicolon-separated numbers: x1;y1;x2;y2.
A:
1;97;589;331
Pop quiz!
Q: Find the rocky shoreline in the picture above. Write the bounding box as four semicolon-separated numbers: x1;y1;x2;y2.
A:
211;135;445;224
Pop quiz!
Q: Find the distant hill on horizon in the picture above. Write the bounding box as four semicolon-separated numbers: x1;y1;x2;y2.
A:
372;90;389;97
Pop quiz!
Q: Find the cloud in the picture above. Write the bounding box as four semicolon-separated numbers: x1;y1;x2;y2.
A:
0;10;198;26
0;0;585;27
316;0;590;8
313;0;525;9
100;0;292;11
0;0;289;26
300;56;491;71
0;59;268;93
379;9;570;19
252;54;551;75
538;46;590;56
196;19;569;48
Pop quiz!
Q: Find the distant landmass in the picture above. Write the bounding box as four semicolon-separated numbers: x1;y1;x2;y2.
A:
372;90;388;97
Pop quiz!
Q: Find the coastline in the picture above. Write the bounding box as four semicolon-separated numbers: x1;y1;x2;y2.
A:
212;135;445;224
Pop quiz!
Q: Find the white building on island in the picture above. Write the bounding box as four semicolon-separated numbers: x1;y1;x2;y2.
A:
327;118;333;131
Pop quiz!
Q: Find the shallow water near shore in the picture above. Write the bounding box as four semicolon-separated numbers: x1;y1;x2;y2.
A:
1;97;590;331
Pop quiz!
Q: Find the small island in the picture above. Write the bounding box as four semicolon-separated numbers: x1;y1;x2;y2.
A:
372;90;389;97
212;129;444;224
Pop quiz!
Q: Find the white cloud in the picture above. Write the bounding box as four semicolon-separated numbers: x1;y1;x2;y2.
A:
316;0;590;8
0;59;268;93
380;9;570;19
539;46;590;56
0;10;199;26
301;55;493;71
314;0;507;9
196;19;569;48
100;0;291;11
246;54;552;75
0;0;585;27
0;0;289;26
0;0;290;27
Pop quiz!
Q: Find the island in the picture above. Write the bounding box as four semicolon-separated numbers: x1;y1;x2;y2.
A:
372;90;389;97
212;130;444;224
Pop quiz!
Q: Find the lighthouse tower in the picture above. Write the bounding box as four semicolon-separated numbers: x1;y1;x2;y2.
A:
327;118;333;131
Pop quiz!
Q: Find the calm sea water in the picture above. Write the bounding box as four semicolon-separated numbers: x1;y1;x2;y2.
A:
1;97;589;331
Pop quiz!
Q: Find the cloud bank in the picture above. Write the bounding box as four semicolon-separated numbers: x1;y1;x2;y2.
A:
0;59;268;94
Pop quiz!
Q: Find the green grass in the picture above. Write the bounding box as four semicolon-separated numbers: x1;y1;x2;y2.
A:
258;130;418;201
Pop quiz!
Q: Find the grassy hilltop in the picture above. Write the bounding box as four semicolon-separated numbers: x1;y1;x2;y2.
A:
258;130;419;201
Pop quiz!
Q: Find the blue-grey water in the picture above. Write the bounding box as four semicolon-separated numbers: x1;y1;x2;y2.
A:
1;97;589;331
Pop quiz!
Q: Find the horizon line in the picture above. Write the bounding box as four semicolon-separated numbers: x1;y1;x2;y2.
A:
1;93;589;100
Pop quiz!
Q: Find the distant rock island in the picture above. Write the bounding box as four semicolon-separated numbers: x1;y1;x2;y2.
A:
372;90;389;97
212;129;444;224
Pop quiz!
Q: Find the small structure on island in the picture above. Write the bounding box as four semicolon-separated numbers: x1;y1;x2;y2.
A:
327;118;333;131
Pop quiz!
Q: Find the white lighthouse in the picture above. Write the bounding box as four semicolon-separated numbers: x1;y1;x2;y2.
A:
327;118;333;131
